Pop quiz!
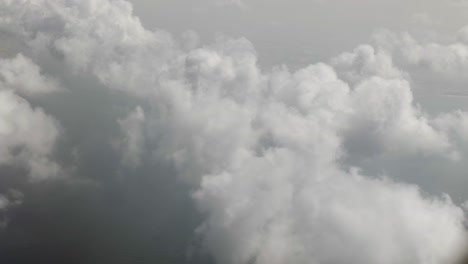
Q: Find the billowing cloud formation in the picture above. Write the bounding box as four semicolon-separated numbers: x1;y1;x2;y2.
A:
1;0;468;264
331;45;404;84
0;54;60;96
367;28;468;152
0;90;60;180
0;53;61;180
372;29;468;82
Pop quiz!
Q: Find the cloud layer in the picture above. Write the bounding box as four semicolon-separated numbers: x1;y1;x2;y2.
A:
1;0;468;264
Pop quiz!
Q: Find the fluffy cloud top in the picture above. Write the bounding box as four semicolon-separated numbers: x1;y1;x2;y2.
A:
0;51;61;180
0;54;60;96
372;29;468;81
0;90;60;180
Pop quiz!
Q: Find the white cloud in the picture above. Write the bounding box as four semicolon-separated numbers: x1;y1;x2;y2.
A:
0;43;61;180
195;166;466;264
331;45;405;84
0;90;61;180
0;53;60;96
348;77;454;158
1;0;468;264
372;29;468;81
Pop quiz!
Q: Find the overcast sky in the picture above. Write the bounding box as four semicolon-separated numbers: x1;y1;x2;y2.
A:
2;1;468;264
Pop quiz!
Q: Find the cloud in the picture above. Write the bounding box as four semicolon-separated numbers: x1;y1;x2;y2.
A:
372;29;468;82
433;111;468;145
0;190;23;228
117;106;146;168
0;54;61;96
331;45;405;85
0;53;61;181
0;90;61;180
1;1;468;264
348;77;455;158
0;26;62;233
195;167;466;264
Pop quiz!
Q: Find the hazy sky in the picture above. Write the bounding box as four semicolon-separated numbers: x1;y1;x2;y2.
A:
2;1;468;264
129;0;468;66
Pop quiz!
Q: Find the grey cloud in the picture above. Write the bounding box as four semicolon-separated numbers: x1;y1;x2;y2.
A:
433;111;468;145
0;36;62;181
117;106;146;168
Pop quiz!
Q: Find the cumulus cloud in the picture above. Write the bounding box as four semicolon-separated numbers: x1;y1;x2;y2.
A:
195;168;466;264
331;45;405;84
366;27;468;156
372;28;468;82
348;77;455;158
0;47;63;235
0;54;60;96
0;90;61;180
0;17;64;182
1;0;468;264
0;51;61;180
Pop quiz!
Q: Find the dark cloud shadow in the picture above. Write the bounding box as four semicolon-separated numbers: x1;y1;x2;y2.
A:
0;165;213;264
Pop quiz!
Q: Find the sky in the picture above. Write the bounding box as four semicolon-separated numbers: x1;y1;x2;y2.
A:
1;0;468;264
129;0;468;66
